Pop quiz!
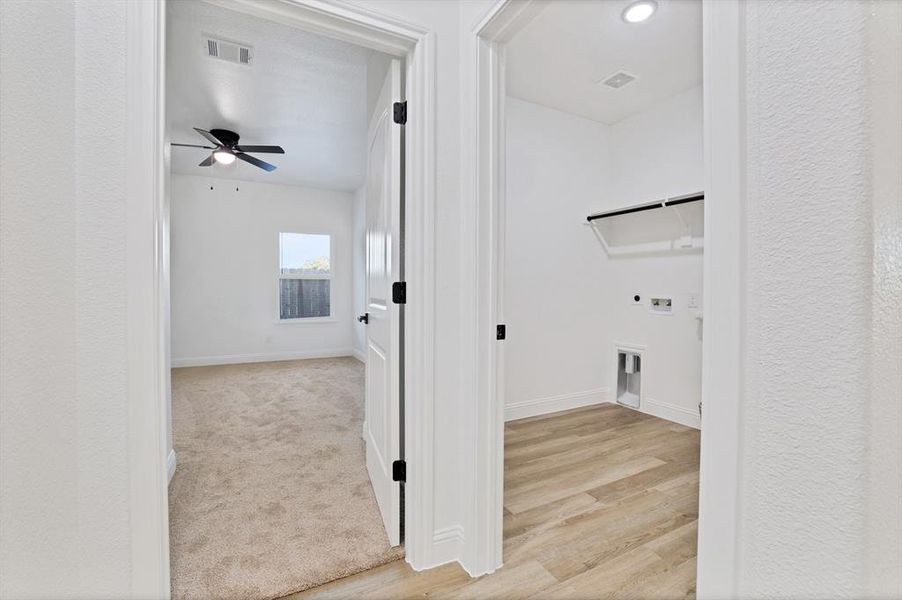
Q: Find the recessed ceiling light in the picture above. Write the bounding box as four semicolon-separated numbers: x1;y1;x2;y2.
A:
213;149;236;165
622;0;657;24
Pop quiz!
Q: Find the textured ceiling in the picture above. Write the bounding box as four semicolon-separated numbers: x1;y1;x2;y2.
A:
167;1;370;190
506;0;702;124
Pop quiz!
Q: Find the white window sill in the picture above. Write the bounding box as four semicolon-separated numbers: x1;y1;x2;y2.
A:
276;317;337;324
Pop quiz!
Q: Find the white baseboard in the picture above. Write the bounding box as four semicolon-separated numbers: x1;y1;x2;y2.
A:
430;525;465;569
642;398;701;429
352;347;366;363
171;348;355;368
167;449;177;483
504;388;701;430
506;388;610;422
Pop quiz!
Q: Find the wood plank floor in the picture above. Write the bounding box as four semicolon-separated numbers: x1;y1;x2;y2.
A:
290;403;700;599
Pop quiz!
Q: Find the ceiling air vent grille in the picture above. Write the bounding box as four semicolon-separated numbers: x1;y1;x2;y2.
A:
601;71;637;89
203;35;253;65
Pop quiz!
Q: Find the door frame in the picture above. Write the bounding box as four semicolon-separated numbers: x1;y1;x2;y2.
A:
125;0;438;595
467;0;746;596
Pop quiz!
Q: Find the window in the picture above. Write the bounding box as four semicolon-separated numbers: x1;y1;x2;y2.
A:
279;233;331;319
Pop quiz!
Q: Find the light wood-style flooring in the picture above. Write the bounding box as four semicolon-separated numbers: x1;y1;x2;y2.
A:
291;403;700;599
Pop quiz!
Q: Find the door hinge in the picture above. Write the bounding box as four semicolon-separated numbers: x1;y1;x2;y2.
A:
393;101;407;125
392;459;406;482
496;324;506;340
392;281;407;304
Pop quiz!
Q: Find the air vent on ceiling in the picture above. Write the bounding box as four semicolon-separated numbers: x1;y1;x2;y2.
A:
601;71;637;89
204;35;253;65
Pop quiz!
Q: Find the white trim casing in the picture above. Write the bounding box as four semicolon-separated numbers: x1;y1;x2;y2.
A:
401;28;439;571
431;525;466;567
696;0;744;597
206;0;424;57
126;0;170;596
467;25;503;581
466;0;551;577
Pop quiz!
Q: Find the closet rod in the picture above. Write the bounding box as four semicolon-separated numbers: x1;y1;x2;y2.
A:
586;192;704;222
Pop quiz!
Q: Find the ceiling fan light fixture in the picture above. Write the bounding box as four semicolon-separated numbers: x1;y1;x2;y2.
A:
213;149;236;165
182;129;281;172
622;0;657;23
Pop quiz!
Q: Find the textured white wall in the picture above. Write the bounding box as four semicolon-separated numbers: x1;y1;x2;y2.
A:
504;95;703;427
734;1;902;597
0;1;132;596
170;175;354;365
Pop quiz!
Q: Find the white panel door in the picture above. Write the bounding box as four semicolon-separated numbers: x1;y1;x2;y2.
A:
363;58;402;546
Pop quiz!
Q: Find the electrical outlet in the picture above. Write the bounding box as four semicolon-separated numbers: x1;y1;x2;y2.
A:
687;292;700;309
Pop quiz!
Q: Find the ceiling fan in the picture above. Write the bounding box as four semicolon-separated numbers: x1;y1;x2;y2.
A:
171;128;284;172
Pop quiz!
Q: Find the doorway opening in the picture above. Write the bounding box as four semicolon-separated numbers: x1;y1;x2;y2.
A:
474;0;706;593
161;1;424;597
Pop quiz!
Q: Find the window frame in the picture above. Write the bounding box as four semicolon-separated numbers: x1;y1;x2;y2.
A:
277;232;334;322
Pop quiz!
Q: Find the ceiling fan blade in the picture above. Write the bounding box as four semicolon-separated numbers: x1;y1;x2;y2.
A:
236;152;277;172
171;143;216;149
234;145;285;154
194;128;225;146
198;154;215;167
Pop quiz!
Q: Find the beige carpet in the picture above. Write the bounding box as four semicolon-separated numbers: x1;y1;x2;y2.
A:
169;357;403;600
